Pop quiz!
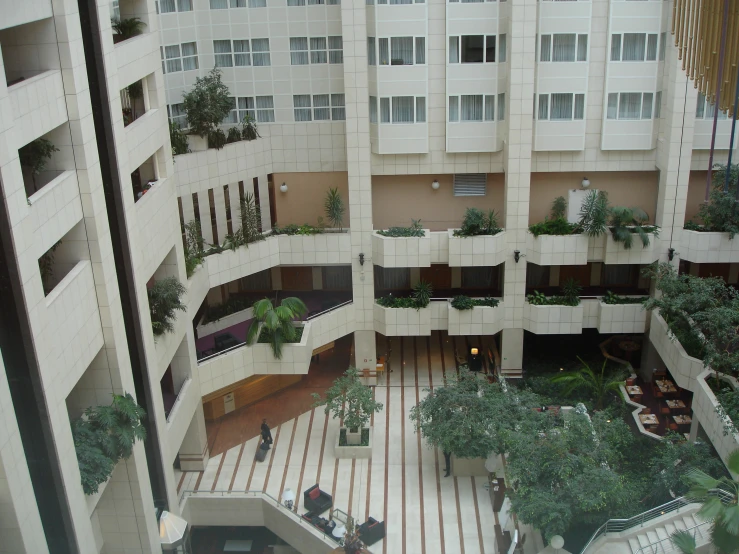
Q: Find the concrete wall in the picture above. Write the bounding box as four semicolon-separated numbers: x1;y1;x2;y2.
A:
686;170;709;223
272;172;350;228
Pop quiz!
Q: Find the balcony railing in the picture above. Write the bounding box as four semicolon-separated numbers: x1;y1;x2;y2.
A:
165;377;191;423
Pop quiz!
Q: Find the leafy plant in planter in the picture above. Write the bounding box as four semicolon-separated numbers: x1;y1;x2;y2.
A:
236;192;263;246
125;80;144;123
71;392;146;495
39;240;62;295
550;357;625;410
207;128;227;150
312;367;383;445
578;189;609;237
527;279;581;307
242;114;260;141
377;281;433;310
685;163;739;238
19;138;59;192
111;17;146;41
169;121;190;156
324;187;345;230
602;291;647;305
183;220;204;277
246;297;307;359
451;295;499;310
148;277;187;336
182;67;232;141
529;197;582;237
453;207;502;237
377;219;424;237
608;206;659;249
226;126;242;144
271;223;324;236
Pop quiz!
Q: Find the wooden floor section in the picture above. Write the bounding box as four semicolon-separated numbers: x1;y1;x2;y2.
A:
179;332;500;554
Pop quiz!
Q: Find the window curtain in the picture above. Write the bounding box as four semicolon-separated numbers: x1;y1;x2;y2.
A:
381;268;410;289
392;96;414;123
331;94;346;120
210;0;228;8
159;0;175;12
415;37;425;64
256;96;274;122
610;34;622;61
416;97;426;123
287;0;305;5
310;37;327;64
308;0;325;4
449;96;459;122
369;96;378;123
367;37;376;65
178;0;193;9
646;34;658;61
234;40;250;66
461;35;484;63
604;265;635;287
705;100;716;119
526;264;549;288
290;37;309;65
485;95;495;121
461;95;483;121
230;0;246;6
641;92;653;119
622;33;645;61
391;37;413;65
165;45;182;73
540;34;552;62
183;43;198;70
223;97;238;124
238;97;255;121
550;93;573;120
619;92;642;119
607;93;618;119
498;34;507;62
241;269;272;291
251;39;269;66
323;266;351;290
552;34;576;62
294;95;312;121
214;40;233;67
577;34;588;61
538;95;549;120
449;37;459;63
329;36;343;64
574;94;585;120
390;0;412;4
170;103;187;127
313;95;330;120
497;93;505;121
380;98;390;123
379;38;389;65
249;0;266;6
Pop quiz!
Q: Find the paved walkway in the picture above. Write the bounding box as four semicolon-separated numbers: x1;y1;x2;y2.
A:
179;333;502;554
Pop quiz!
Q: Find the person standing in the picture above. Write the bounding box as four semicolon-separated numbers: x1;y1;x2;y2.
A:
261;419;273;450
443;451;452;477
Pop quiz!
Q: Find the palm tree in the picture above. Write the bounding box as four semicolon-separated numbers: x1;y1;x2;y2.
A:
549;357;624;410
246;297;307;359
609;206;655;249
684;448;739;554
670;530;697;554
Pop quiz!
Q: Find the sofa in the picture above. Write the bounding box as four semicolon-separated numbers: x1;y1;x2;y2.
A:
358;517;386;546
303;484;332;515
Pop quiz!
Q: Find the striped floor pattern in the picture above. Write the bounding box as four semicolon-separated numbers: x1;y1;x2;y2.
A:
179;332;499;554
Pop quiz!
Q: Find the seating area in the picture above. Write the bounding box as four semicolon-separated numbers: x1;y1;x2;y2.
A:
625;370;694;437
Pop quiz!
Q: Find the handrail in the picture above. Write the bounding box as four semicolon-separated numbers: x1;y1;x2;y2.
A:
165;378;191;423
632;519;711;554
305;300;353;321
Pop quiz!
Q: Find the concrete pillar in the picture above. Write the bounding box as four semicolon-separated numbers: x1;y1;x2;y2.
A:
410;267;421;287
729;264;739;284
590;263;602;287
689;416;701;442
257;174;272;231
354;330;377;372
312;267;323;289
197;190;214;245
549;266;560;287
178;403;210;472
501;328;524;371
451;267;462;288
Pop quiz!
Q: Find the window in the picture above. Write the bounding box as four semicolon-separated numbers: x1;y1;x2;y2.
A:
654;91;662;119
380;98;390;123
294;95;312;121
237;97;255;122
497;93;505;121
255;96;275;122
290;37;309;65
540;34;588;62
449;96;459;122
294;95;345;122
249;0;266;6
415;37;425;64
461;95;483;121
373;97;426;123
448;95;496;122
331;94;345;120
606;92;656;120
498;34;507;63
416;97;426;123
574;93;585;120
536;93;585;121
210;0;227;7
228;96;273;123
227;0;265;5
329;36;343;64
160;0;193;12
168;103;187;127
234;40;251;66
288;0;305;4
161;42;199;73
224;97;239;124
112;0;120;18
611;33;659;62
313;95;330;120
695;93;732;120
659;32;666;61
311;37;327;64
392;96;414;123
368;37;376;65
214;40;233;67
251;39;270;66
377;37;425;66
369;96;378;123
449;35;496;63
379;38;389;65
485;95;495;121
391;37;413;65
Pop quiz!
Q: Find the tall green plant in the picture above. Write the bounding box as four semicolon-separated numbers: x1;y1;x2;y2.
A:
550;357;624;410
578;189;609;237
183;220;204;277
169;121;190;156
237;191;263;245
609;206;658;249
182;67;232;139
111;17;146;40
242;114;260;141
551;196;567;219
412;280;433;308
246;297;307;359
690;164;739;238
455;208;502;237
312;367;384;432
19;138;59;191
147;277;186;336
324;187;345;230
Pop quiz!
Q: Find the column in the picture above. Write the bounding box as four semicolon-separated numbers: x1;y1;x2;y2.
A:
178;404;210;472
257;174;272;231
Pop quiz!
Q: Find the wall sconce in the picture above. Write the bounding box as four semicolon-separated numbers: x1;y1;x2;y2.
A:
359;253;365;266
431;179;440;190
668;247;677;262
514;250;524;263
470;348;478;356
581;177;591;189
282;488;295;510
280;182;288;193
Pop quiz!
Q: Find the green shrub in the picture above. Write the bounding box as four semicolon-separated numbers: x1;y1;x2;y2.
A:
226;126;242;143
111;17;146;40
148;277;186;336
413;280;432;308
272;223;324;236
687;164;739;238
377;281;433;310
242;114;260;141
526;290;580;307
207;128;227;149
451;295;499;310
377;219;424;237
324;187;345;230
453;208;502;237
529;218;581;237
608;206;659;249
169;121;190;156
602;291;647;305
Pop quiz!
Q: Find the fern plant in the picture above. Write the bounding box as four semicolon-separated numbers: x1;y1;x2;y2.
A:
148;277;186;336
324;187;346;230
454;208;502;237
578;189;609;237
609;206;659;249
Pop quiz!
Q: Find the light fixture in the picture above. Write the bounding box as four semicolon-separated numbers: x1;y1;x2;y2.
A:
282;488;295;510
470;348;479;356
550;535;565;554
359;253;365;266
159;511;189;551
668;247;677;261
431;179;440;190
514;250;524;263
332;524;347;539
280;182;288;193
581;176;591;189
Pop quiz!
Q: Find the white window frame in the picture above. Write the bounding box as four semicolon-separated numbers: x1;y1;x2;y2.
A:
161;42;199;73
377;36;426;66
535;93;585;121
610;33;660;62
695;92;731;120
606;92;656;120
539;33;588;62
447;94;497;123
375;96;427;124
448;35;497;64
293;94;347;122
251;39;270;66
167;103;187;128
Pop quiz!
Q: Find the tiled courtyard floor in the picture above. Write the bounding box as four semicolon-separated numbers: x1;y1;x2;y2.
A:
179;332;519;554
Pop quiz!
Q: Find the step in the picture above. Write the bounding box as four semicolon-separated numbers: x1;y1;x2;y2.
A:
629;538;641;554
646;530;660;552
636;534;652;554
673;519;687;532
655;527;669;542
682;515;697;529
664;524;677;537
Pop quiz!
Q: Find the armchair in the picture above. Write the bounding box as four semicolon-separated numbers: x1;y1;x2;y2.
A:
358;517;386;546
303;484;332;515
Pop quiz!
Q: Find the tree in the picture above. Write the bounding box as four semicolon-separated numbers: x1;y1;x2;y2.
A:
182;67;233;138
312;367;383;434
685;448;739;554
690;163;739;238
169;121;190;156
19;138;59;191
549;357;625;410
236;192;263;246
246;297;307;359
147;277;187;336
324;187;345;230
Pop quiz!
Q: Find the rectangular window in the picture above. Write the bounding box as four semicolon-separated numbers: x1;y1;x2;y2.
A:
210;0;227;8
164;45;182;73
290;37;309;65
607;93;618;119
182;42;198;70
380;97;390;123
288;0;306;4
369;96;378;123
179;0;193;10
249;0;266;6
577;34;588;61
551;93;573;120
160;0;176;12
230;0;246;6
485;35;496;62
331;94;345;120
449;36;459;64
449;96;459;122
461;35;484;63
696;92;706;118
308;0;325;3
329;36;343;64
622;33;646;61
379;38;389;65
538;94;549;120
646;33;658;61
484;95;495;121
214;40;233;67
251;39;270;66
499;34;507;63
540;34;552;62
619;93;643;119
610;34;621;61
294;95;312;121
461;95;483;122
237;97;255;122
552;34;576;62
310;37;327;64
415;37;426;65
416;97;426;123
234;40;250;66
641;93;653;119
256;96;274;122
655;91;662;119
453;174;486;197
313;94;330;120
497;93;505;121
368;37;376;65
224;97;238;124
391;37;413;65
392;96;415;123
168;103;187;127
659;32;666;61
574;93;585;120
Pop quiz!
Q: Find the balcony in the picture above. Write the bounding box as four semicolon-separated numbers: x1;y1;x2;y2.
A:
27;170;82;251
523;303;584;335
603;232;659;264
126;110;167;174
648;311;705;392
447;300;505;336
373;302;431;337
115;32;158;88
7;70;67;146
276;231;351;265
596;300;647;334
526;232;588;266
679;229;739;264
372;230;431;267
448;230;507;267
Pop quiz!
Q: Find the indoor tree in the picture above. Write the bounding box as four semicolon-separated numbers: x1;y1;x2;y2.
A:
246;297;307;359
549;356;625;410
111;17;146;41
686;163;739;238
19;138;59;192
147;277;187;336
312;367;383;445
169;121;190;156
578;189;609;237
182;67;233;142
608;206;658;249
324;187;346;230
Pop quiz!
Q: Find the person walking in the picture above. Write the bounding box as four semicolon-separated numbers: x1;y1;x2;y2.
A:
443;451;452;477
261;419;273;450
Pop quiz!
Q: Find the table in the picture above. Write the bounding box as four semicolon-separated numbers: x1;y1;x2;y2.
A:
656;380;678;394
666;400;686;410
626;386;643;396
639;414;659;426
224;540;253;552
673;415;692;425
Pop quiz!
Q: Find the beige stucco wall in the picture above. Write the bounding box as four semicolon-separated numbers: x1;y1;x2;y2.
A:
272;172;350;227
529;172;660;225
686;170;709;223
372;174;506;231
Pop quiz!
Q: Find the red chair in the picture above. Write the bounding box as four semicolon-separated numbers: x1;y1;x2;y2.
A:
660;405;670;416
669;423;679;431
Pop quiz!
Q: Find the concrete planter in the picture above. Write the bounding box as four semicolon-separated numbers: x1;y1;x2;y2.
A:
648;311;705;392
523;303;584;334
693;372;739;475
187;134;208;152
197;307;253;337
679;229;739;264
603;232;659;264
371;230;431;267
335;427;373;459
205;236;281;288
596;301;647;334
276;230;351;265
526;232;588;266
447;230;507;267
447;302;505;336
250;322;314;375
373;303;431;336
430;231;450;263
451;456;488;477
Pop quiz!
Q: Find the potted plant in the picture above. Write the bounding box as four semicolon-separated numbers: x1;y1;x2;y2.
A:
312;367;384;451
325;187;346;231
111;17;146;43
182;68;233;150
246;297;307;359
528;197;588;265
242;114;260;141
147;277;187;337
372;219;430;267
448;208;506;267
19;138;59;194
